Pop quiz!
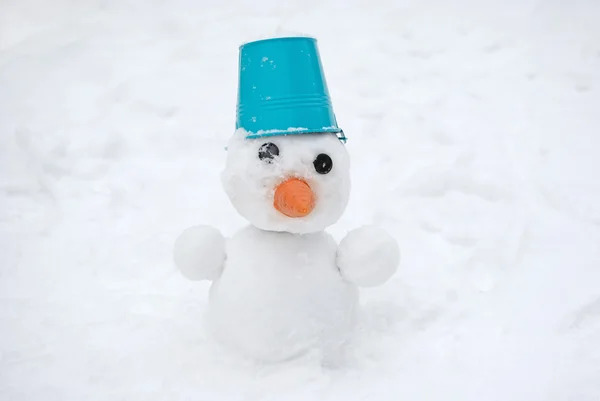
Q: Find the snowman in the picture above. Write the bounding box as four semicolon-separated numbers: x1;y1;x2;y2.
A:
174;36;400;363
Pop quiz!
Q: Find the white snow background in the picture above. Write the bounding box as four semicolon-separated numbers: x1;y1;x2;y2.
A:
1;0;600;400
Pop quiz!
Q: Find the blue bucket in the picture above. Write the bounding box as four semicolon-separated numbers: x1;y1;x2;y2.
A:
235;36;345;142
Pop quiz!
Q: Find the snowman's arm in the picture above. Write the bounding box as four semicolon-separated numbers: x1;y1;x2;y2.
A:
173;225;226;281
336;225;400;287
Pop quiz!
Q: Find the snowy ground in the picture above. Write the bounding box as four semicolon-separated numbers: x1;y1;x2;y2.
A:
2;0;600;400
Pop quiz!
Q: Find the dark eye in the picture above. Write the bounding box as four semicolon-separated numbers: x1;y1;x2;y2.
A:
258;142;279;162
313;153;333;174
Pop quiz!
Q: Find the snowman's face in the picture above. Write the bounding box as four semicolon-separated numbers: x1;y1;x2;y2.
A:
221;129;350;234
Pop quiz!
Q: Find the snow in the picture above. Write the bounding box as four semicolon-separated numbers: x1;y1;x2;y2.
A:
1;0;600;400
254;127;309;134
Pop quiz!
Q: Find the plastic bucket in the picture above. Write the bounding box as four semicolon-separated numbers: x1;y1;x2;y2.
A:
235;36;345;141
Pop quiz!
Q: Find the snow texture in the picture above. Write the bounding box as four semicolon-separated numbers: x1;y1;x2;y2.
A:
1;0;600;400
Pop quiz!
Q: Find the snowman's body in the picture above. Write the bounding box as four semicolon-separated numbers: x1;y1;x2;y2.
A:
174;129;400;363
207;225;358;361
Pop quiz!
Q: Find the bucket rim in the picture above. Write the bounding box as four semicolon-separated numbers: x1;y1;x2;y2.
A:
244;127;346;143
239;35;317;50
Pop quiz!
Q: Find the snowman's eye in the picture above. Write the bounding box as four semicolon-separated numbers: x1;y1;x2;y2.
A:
258;142;279;162
313;153;333;174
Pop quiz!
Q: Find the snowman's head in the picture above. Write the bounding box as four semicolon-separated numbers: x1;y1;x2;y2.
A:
221;129;350;234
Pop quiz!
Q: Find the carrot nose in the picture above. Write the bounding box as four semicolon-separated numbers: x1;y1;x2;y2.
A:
273;178;315;218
